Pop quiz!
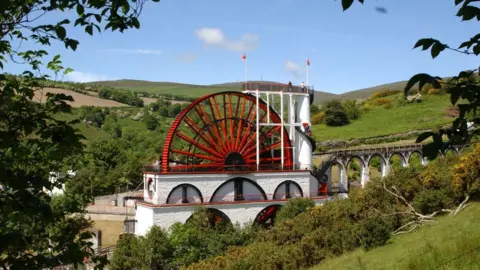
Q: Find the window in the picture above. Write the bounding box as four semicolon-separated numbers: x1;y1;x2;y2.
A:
234;179;244;201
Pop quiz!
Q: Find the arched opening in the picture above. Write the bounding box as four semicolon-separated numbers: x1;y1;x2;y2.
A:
330;162;345;193
186;208;231;228
210;177;267;202
166;184;203;204
273;180;303;200
368;154;387;178
408;151;423;169
445;148;458;158
389;152;406;172
346;156;365;188
254;205;282;228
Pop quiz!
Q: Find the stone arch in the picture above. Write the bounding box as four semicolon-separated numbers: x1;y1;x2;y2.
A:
445;147;459;157
254;204;282;228
346;156;366;187
368;154;388;177
328;160;348;193
389;152;407;169
210;177;267;202
408;151;424;166
186;208;231;228
273;180;303;200
166;183;203;204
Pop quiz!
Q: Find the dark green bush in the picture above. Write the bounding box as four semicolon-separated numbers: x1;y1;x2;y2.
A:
359;215;392;251
275;197;315;224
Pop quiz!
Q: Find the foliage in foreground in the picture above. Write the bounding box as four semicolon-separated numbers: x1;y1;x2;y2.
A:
187;148;478;269
0;0;159;267
314;203;480;270
110;207;261;269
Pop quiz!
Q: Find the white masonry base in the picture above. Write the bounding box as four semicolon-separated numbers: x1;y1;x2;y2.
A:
134;197;332;236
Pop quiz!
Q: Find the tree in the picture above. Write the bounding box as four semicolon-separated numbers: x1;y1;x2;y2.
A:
144;112;159;131
0;0;159;268
142;226;173;270
89;139;126;171
341;0;480;160
323;100;350;126
110;234;143;270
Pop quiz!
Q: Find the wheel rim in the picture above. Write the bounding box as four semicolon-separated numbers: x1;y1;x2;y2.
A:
161;91;292;173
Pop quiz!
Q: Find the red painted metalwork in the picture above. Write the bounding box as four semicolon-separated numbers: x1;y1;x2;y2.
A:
161;91;293;173
254;205;282;227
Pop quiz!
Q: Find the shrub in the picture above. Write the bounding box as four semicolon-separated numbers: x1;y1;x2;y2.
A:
451;144;480;197
358;215;392;251
371;89;401;99
275;198;315;224
311;111;326;124
412;189;452;215
383;101;393;109
325;108;349;126
371;97;393;107
394;96;408;107
342;99;362;120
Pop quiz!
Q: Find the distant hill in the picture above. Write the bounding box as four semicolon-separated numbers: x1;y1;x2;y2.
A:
90;78;417;103
339;80;409;100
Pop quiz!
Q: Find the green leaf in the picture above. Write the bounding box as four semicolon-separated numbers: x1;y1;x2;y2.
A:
95;14;102;23
56;26;66;40
132;17;140;29
431;42;446;58
413;38;437;50
86;25;93;35
342;0;354;11
422;142;441;160
404;73;442;95
474;44;480;55
65;39;79;51
76;4;84;15
458;104;470;118
455;0;464;5
416;132;436;143
450;87;462;105
53;54;61;62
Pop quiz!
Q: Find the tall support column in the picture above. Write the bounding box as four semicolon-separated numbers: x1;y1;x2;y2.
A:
280;92;284;169
361;164;370;187
266;93;270;124
338;163;349;193
256;90;260;171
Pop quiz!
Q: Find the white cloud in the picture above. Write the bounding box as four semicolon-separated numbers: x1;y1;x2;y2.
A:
194;27;259;52
284;60;303;78
177;53;198;63
103;48;162;55
65;71;112;82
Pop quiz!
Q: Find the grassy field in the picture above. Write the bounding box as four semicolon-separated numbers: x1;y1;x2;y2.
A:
312;95;452;141
314;202;480;270
55;112;111;142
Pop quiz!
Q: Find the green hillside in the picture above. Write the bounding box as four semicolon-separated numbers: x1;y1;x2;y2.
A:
313;95;452;141
314;202;480;270
339;80;408;100
91;79;341;102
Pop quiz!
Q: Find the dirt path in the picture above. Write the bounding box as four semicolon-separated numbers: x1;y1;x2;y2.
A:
33;88;129;107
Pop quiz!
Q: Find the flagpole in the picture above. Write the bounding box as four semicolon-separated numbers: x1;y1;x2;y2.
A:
244;57;247;90
306;58;310;92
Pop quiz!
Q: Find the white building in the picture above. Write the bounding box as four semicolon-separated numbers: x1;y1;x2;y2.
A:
135;85;328;235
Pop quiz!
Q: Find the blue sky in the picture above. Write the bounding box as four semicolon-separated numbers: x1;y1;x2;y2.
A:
4;0;479;94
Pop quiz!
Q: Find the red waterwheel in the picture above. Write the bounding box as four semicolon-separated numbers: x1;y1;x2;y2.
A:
161;91;293;173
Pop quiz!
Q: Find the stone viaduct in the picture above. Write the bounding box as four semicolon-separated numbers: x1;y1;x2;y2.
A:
313;144;464;193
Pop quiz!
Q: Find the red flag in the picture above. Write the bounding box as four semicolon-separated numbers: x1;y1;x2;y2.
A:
242;53;246;60
306;58;310;66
